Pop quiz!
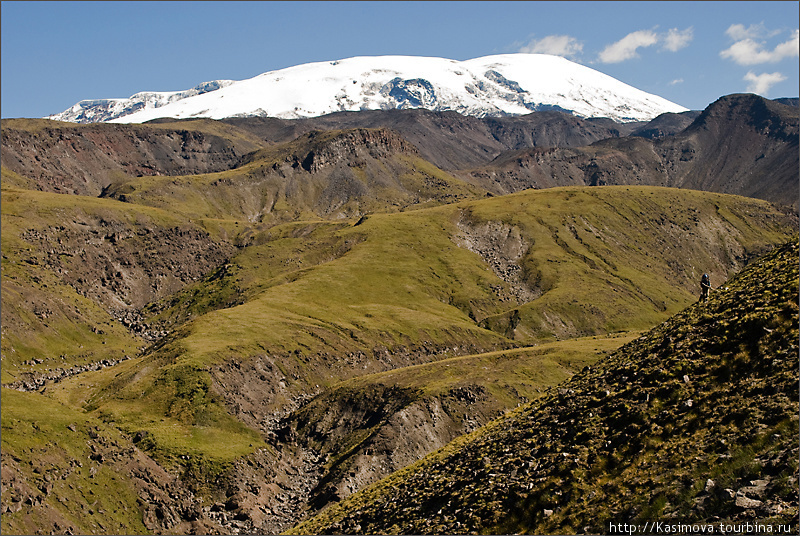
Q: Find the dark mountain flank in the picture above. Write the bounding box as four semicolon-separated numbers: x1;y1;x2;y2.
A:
0;119;263;195
457;94;799;206
216;108;635;172
629;110;702;139
9;108;629;190
773;97;799;107
295;238;799;535
99;127;487;224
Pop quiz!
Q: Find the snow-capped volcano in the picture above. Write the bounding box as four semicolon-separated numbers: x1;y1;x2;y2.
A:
48;54;688;124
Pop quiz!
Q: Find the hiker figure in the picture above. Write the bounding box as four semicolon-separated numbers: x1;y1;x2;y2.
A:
700;273;711;302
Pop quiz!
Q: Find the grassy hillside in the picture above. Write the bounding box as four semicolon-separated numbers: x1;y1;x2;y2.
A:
2;187;156;380
0;185;233;380
3;140;797;533
1;388;148;535
294;238;799;535
0;385;233;535
42;185;795;509
142;185;795;363
3;105;798;535
274;333;638;518
1;183;266;485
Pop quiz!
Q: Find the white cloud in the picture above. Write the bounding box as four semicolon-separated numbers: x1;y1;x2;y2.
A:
662;27;693;52
720;28;799;65
725;23;753;40
774;29;800;58
598;30;659;63
743;71;787;95
725;23;780;41
669;78;684;86
720;39;773;64
519;35;583;59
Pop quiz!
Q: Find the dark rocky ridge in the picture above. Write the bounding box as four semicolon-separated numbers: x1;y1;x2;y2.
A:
629;110;701;139
773;97;798;107
3;95;798;210
4;95;796;213
220;108;643;172
457;94;799;207
246;127;422;171
95;126;486;226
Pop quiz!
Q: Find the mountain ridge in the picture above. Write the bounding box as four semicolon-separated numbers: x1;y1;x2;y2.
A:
45;80;236;124
456;94;799;207
6;94;797;209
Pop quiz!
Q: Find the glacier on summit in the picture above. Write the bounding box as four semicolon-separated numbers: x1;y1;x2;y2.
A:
48;54;688;124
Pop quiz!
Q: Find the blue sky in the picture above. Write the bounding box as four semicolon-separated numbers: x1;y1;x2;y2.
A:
1;1;798;119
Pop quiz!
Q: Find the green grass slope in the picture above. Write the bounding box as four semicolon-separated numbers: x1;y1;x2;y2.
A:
294;238;799;535
451;186;794;341
1;183;266;479
1;188;148;381
140;186;795;370
72;186;795;485
275;333;638;517
0;385;232;535
1;185;233;381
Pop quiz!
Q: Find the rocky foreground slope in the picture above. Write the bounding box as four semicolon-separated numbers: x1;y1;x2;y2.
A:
295;239;799;535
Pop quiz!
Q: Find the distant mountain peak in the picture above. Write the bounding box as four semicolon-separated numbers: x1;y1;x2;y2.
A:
48;80;236;124
47;54;688;124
